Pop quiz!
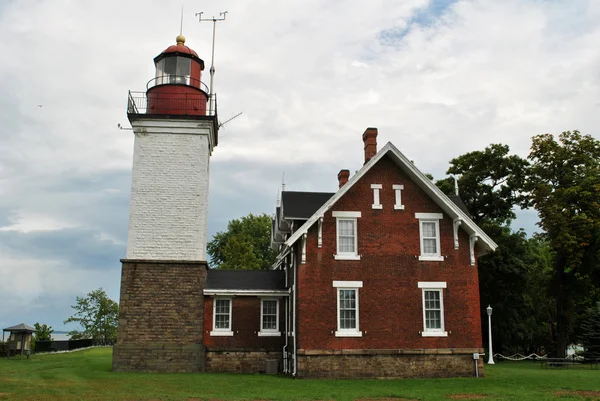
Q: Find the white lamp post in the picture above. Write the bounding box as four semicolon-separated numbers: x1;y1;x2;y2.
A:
486;305;494;364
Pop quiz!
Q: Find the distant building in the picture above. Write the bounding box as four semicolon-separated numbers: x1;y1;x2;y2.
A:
113;36;496;378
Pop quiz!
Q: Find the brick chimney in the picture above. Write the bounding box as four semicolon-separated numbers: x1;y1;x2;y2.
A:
363;127;378;164
338;169;350;188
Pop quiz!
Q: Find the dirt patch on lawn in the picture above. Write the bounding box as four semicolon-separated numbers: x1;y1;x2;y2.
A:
0;394;11;399
554;390;600;398
447;395;488;400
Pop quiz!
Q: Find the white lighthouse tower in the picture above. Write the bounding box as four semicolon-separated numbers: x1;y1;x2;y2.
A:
113;35;217;372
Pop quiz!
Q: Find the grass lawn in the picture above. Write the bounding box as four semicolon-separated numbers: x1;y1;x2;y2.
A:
1;348;599;401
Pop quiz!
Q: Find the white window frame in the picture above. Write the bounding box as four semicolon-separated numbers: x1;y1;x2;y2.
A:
418;282;448;337
415;213;444;261
393;184;405;210
333;281;363;337
210;297;233;336
371;184;382;209
332;211;361;260
258;298;281;337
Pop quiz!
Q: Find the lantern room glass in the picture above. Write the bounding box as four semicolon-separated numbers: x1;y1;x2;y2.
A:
155;56;192;86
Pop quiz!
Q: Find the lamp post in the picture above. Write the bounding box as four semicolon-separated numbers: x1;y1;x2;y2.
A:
487;305;494;364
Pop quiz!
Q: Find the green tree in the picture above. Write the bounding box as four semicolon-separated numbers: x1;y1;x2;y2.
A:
436;144;554;354
208;213;277;270
436;143;529;226
524;131;600;357
64;288;119;341
33;323;54;341
579;302;600;359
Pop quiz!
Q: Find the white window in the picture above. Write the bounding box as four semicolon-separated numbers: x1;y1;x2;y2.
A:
332;211;361;260
259;298;281;336
371;184;382;209
393;184;404;210
418;282;448;337
415;213;444;261
210;298;233;336
333;281;363;337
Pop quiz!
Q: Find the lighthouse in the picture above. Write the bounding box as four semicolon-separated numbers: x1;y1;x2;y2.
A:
113;35;217;372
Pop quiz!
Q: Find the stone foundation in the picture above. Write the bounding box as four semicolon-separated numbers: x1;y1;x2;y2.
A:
206;349;283;373
113;343;205;372
296;348;485;378
112;259;207;372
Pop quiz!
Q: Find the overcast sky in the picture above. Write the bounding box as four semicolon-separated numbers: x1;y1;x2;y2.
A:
1;0;599;333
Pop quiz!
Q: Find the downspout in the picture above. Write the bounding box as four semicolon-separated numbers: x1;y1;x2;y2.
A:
282;256;289;373
292;250;298;377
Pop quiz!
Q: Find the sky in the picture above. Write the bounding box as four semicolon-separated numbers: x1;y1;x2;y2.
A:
1;0;599;333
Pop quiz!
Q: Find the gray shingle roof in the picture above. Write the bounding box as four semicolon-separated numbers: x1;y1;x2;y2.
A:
282;191;334;220
3;323;36;332
206;270;285;290
447;194;470;215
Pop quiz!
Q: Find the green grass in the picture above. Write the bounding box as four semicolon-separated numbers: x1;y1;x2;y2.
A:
0;348;599;401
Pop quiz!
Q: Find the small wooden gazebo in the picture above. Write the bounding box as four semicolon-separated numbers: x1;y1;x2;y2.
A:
3;323;36;357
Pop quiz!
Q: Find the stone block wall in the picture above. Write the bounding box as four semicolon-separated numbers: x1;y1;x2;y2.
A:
296;348;484;378
206;349;283;373
112;259;207;372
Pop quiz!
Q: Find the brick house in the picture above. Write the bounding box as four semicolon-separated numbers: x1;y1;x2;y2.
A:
265;127;497;378
113;35;496;378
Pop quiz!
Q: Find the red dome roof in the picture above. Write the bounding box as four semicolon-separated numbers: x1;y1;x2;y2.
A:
161;35;199;58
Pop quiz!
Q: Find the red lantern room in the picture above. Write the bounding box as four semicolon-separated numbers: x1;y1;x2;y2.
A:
144;35;209;116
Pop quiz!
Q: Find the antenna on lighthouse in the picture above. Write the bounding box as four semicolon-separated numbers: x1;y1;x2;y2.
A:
196;10;228;116
180;5;184;35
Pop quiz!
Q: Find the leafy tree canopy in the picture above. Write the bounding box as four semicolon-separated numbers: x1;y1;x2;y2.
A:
524;131;600;356
64;288;118;341
207;213;277;270
33;323;54;341
436;143;528;226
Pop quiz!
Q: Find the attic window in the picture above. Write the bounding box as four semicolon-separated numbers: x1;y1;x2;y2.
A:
393;185;404;210
371;184;382;209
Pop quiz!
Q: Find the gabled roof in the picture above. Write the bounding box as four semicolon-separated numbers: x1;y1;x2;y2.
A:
284;142;497;255
206;270;285;290
3;323;36;332
281;191;334;220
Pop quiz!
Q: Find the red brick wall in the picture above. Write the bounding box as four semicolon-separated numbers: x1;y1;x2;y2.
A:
296;155;483;351
203;296;285;350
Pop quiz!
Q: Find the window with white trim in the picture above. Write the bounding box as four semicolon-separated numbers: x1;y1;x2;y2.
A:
332;211;361;260
333;281;363;337
210;298;233;336
418;282;448;337
415;213;444;261
259;298;281;336
371;184;382;209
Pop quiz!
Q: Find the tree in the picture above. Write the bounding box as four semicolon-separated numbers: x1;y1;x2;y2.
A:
436;144;554;354
33;323;54;341
64;288;119;341
436;143;529;226
207;213;277;270
524;131;600;357
579;302;600;359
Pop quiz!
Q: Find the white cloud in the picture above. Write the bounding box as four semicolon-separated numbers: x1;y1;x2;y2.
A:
1;0;598;328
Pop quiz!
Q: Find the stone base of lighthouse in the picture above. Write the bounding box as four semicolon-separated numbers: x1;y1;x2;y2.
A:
112;259;207;372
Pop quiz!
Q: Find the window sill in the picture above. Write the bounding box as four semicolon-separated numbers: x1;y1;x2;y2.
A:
258;331;281;337
394;205;405;210
335;330;363;337
372;205;383;210
210;330;234;337
418;255;444;262
421;331;448;337
334;254;361;260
